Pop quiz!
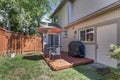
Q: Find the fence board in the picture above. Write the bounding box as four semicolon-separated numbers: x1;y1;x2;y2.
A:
0;28;43;56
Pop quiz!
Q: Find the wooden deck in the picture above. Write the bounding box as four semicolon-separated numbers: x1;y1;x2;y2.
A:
41;52;93;71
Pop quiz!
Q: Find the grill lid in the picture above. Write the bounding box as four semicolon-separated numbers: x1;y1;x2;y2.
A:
68;41;85;57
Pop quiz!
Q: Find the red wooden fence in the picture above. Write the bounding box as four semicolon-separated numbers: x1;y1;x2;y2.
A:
0;28;43;56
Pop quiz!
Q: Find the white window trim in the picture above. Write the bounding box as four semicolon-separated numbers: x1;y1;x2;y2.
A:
79;27;95;43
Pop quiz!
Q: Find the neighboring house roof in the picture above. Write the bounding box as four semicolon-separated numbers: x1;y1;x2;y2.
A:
50;0;67;18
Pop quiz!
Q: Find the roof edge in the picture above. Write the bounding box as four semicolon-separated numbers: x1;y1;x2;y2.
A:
65;0;120;29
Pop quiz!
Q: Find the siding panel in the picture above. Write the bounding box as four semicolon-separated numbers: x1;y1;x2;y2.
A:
72;0;119;22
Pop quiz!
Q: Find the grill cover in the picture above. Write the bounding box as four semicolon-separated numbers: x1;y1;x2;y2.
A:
68;41;85;57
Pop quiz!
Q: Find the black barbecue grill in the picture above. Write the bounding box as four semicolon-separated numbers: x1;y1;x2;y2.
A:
68;41;85;57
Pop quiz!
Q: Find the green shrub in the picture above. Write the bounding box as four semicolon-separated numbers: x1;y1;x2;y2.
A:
109;44;120;60
108;44;120;79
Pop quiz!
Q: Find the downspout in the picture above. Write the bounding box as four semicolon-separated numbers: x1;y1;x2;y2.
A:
68;0;73;24
95;27;97;63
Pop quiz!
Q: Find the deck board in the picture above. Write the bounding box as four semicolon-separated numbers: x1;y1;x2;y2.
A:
41;52;93;71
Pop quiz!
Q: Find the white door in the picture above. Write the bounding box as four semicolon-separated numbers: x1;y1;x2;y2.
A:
97;24;117;67
48;34;61;52
43;34;61;52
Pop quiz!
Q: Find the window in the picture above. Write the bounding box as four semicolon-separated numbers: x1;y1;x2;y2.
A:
86;28;94;41
53;15;58;23
63;30;67;38
80;30;85;41
49;34;60;47
53;35;59;46
79;28;94;42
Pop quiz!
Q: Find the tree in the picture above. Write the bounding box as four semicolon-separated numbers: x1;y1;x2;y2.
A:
0;0;53;34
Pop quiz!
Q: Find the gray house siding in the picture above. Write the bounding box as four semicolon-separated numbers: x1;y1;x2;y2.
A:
72;0;119;22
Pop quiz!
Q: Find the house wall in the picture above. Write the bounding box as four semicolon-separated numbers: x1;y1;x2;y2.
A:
53;2;69;51
51;0;119;50
53;2;68;28
85;45;96;61
61;7;120;62
50;0;120;67
72;0;119;22
117;20;120;45
117;18;120;66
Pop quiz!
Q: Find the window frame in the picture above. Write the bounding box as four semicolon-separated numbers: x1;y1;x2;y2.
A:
63;30;68;38
49;34;60;47
53;15;58;23
79;27;95;42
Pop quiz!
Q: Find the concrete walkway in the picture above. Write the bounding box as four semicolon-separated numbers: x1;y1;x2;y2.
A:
89;63;111;74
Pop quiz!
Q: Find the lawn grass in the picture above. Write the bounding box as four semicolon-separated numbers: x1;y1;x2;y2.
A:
0;53;105;80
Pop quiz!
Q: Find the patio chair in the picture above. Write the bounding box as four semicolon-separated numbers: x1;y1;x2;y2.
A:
49;47;61;60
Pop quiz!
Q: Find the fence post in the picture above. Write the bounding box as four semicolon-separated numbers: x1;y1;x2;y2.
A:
34;35;36;52
20;33;22;54
3;29;6;55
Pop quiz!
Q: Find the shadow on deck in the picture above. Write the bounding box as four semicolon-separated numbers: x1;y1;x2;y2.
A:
41;52;94;71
